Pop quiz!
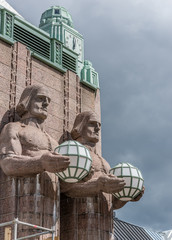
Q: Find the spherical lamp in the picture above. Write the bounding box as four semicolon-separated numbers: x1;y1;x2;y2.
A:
54;140;92;183
110;163;144;201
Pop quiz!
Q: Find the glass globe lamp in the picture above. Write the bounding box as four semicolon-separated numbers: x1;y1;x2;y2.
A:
54;140;92;183
110;163;144;201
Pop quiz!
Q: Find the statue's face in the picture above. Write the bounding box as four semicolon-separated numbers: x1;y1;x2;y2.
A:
82;114;101;143
29;88;51;120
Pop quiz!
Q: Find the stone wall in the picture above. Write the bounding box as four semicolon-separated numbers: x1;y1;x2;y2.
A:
0;40;101;239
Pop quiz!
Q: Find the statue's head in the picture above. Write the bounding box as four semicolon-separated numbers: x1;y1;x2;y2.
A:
16;85;51;120
71;111;101;144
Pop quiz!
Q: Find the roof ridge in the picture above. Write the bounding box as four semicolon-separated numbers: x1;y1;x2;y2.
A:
0;0;23;18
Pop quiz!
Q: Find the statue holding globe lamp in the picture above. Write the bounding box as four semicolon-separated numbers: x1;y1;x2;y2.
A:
60;111;144;240
0;85;70;176
0;85;70;237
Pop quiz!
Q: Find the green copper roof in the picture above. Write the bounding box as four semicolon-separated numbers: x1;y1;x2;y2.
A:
0;5;99;90
39;6;74;29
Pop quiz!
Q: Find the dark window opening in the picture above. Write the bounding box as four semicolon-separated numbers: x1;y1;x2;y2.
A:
54;9;60;15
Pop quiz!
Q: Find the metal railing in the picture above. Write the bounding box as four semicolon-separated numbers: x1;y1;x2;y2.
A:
0;218;56;240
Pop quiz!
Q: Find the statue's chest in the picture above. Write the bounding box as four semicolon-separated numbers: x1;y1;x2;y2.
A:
90;152;110;174
19;126;50;150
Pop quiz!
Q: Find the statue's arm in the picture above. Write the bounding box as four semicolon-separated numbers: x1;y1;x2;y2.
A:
0;123;69;176
60;171;126;198
60;176;102;197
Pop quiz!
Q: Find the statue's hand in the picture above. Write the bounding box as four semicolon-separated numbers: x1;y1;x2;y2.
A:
98;174;126;193
131;186;145;202
41;152;70;173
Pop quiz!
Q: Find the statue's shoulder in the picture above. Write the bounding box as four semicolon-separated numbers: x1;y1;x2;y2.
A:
1;121;21;136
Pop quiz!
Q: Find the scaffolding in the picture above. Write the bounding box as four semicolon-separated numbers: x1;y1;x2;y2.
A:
0;218;56;240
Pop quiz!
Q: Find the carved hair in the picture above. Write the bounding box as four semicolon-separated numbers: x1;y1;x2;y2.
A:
71;111;100;140
16;85;51;117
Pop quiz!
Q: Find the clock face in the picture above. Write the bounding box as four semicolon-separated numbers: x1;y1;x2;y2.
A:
65;30;83;61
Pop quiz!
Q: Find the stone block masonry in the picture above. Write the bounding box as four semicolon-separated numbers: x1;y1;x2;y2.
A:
0;40;101;239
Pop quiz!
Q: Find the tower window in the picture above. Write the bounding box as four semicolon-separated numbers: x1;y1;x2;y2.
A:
54;9;60;14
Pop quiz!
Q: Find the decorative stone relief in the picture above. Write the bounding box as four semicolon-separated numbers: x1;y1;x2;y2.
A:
25;49;32;86
60;111;144;240
9;42;18;122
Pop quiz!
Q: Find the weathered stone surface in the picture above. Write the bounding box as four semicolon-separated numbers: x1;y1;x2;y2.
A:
0;62;11;80
0;40;12;66
0;85;70;239
60;112;126;240
81;84;95;112
0;38;102;240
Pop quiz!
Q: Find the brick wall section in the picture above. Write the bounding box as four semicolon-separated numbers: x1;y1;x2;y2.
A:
0;40;15;239
95;90;102;155
0;40;11;131
31;58;64;142
68;70;78;130
0;40;101;239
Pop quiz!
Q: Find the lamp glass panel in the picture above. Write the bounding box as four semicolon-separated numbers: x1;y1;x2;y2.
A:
124;188;130;196
122;168;130;176
66;178;78;183
85;160;91;171
58;146;67;154
75;168;83;178
138;179;143;190
69;168;76;176
130;188;136;196
114;193;120;198
120;197;132;201
63;169;70;177
131;168;138;177
133;190;140;198
80;170;87;179
132;178;139;188
122;163;128;167
68;145;78;154
57;173;63;179
123;177;131;187
78;146;86;156
69;156;78;166
114;168;121;176
86;149;91;159
118;190;124;196
61;172;66;178
78;157;86;168
138;171;143;179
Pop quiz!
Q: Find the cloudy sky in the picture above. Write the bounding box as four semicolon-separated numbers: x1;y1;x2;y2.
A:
7;0;172;232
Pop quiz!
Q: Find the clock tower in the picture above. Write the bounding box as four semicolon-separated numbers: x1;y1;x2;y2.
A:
39;6;99;90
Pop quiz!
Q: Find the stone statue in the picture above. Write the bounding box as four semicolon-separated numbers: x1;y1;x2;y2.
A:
0;85;70;176
60;111;144;240
0;85;70;239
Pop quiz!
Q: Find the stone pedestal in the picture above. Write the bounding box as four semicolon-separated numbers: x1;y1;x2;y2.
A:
0;170;59;239
60;193;114;240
